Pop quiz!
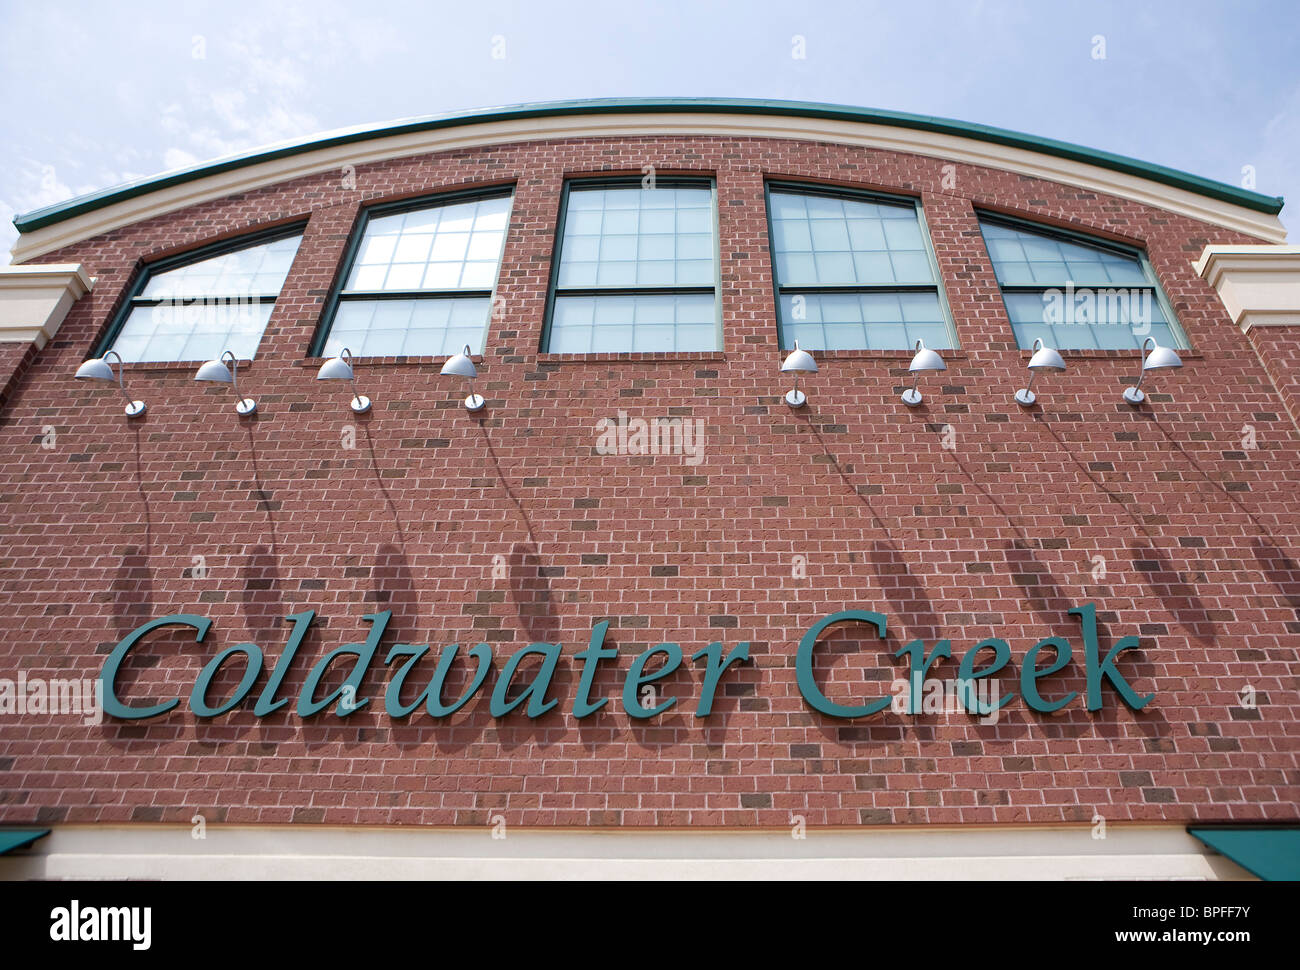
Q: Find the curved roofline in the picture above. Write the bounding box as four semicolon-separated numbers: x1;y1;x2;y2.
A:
12;96;1285;234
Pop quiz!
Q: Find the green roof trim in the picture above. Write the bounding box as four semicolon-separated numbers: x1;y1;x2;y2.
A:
13;97;1285;234
1189;825;1300;881
0;828;49;855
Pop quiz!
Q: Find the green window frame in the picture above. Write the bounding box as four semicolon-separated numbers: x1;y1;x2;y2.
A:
541;177;721;354
977;212;1188;351
94;224;305;363
766;182;957;351
310;186;514;358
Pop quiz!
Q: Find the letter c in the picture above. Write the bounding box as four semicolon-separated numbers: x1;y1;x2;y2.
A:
795;609;891;718
100;614;212;720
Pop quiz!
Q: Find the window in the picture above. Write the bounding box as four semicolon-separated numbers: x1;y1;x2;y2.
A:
316;190;513;358
768;184;955;351
978;215;1187;350
543;179;719;353
102;229;303;363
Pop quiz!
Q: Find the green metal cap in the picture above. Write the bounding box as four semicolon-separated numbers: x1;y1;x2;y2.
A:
12;97;1285;234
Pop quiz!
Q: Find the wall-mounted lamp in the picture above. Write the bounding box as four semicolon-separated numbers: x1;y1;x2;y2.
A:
902;339;946;407
1123;337;1183;405
194;350;256;415
780;340;818;408
440;344;484;412
1014;338;1066;406
74;349;146;418
316;347;371;413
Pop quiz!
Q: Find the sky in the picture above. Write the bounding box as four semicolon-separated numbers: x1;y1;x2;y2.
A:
2;0;1298;261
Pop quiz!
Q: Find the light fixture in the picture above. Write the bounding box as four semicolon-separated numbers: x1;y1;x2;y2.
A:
74;350;146;418
1123;336;1183;405
780;340;818;408
901;338;946;407
440;344;484;412
316;347;371;413
1014;338;1066;406
194;350;256;415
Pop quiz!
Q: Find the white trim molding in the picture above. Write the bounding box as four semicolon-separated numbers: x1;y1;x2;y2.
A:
0;823;1254;881
1195;245;1300;332
0;263;94;349
9;113;1288;263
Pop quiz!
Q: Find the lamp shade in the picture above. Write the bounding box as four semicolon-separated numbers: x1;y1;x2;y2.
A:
1027;340;1066;372
1124;338;1183;405
908;339;947;374
781;341;818;374
74;357;116;382
194;358;233;383
316;354;355;382
73;350;145;417
317;348;369;412
440;345;478;378
194;350;255;415
1015;338;1065;407
1143;343;1183;371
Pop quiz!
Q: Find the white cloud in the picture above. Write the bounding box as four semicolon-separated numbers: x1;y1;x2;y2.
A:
162;148;200;171
0;161;78;265
1257;82;1300;237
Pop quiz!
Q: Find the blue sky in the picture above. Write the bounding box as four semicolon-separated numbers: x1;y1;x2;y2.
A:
2;0;1297;261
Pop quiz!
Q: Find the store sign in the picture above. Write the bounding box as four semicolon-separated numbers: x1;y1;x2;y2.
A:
97;604;1153;722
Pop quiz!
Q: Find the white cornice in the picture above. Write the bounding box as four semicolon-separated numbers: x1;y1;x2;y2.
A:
0;822;1251;880
9;113;1289;263
1195;245;1300;332
0;263;94;348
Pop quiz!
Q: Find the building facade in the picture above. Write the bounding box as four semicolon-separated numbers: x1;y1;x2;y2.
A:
0;99;1297;879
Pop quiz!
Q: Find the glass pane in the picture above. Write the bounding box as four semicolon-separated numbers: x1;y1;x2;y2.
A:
322;297;490;358
980;219;1148;287
556;185;716;289
548;294;716;352
1003;289;1175;350
111;301;275;363
768;189;933;286
344;195;512;292
777;291;953;351
140;234;302;300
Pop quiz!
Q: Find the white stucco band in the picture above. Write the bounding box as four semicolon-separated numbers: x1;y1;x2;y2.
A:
8;112;1289;264
0;823;1255;880
0;264;94;349
1195;245;1300;332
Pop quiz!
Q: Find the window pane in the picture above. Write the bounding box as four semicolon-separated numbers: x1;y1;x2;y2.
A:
344;195;512;292
555;185;716;290
1003;289;1172;350
139;234;302;300
983;219;1187;349
769;190;933;286
777;291;953;351
550;294;716;352
980;220;1147;287
112;301;275;363
323;298;490;358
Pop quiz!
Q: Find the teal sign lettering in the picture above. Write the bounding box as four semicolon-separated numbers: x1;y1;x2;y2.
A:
97;603;1153;722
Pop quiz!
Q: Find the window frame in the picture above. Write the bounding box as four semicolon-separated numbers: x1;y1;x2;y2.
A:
93;221;307;360
540;175;722;354
764;180;958;351
976;210;1188;351
309;185;515;359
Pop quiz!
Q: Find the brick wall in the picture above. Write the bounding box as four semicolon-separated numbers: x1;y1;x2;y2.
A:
1;133;1297;828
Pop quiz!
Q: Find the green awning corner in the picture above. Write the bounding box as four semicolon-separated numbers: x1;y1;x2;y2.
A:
0;828;50;855
1189;826;1300;881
